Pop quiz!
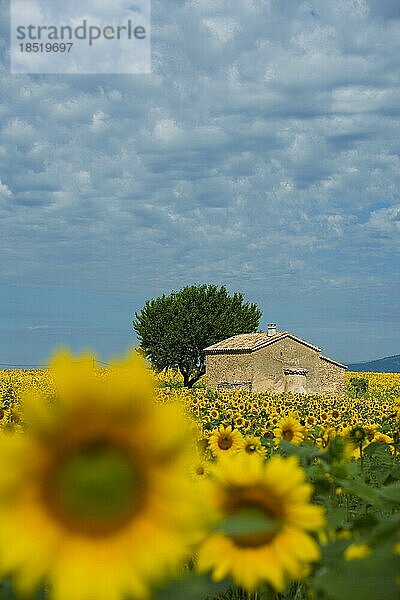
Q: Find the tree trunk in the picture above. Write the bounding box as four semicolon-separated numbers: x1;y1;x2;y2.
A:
187;369;205;388
182;371;190;388
180;366;205;388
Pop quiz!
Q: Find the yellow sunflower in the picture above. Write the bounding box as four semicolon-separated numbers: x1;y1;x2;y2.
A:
242;435;266;458
373;431;393;444
274;415;305;445
208;425;244;457
233;415;245;429
209;408;220;420
0;406;10;427
197;454;324;592
344;543;372;561
0;351;207;600
395;397;400;419
341;425;369;459
365;424;378;442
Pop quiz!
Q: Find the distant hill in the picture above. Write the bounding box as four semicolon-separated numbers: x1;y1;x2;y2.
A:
347;354;400;373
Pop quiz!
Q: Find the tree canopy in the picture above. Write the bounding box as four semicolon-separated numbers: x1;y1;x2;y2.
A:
133;284;262;388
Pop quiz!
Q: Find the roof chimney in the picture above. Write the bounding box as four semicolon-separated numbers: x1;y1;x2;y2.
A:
267;323;277;336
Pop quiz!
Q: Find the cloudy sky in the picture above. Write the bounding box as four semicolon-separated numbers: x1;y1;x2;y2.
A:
1;0;399;367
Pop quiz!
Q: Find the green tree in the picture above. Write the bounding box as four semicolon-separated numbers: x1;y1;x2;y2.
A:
349;376;369;398
133;284;262;388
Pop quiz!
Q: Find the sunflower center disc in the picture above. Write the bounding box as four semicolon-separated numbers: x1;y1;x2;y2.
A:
223;505;282;549
218;436;232;450
282;429;294;441
52;440;140;535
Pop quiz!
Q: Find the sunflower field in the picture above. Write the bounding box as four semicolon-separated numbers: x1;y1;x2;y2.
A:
0;357;400;600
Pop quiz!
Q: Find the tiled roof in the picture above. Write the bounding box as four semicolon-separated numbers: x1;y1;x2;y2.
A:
204;332;322;354
319;355;347;369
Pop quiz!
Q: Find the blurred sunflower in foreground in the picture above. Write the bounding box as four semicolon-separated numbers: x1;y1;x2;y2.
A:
197;454;324;592
0;352;206;600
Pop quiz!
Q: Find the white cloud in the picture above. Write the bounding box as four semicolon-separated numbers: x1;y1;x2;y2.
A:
0;179;12;198
202;17;239;42
153;118;183;142
2;118;35;142
366;205;400;233
91;110;108;130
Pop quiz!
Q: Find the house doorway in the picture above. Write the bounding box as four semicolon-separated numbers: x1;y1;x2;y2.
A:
283;368;309;393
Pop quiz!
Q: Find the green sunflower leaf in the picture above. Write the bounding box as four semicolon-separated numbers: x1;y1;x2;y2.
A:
379;482;400;503
151;572;230;600
313;543;399;600
337;478;385;508
0;580;47;600
215;507;281;538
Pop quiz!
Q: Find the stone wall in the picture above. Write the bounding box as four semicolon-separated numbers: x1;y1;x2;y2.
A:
318;358;346;395
252;337;322;393
216;380;252;391
205;336;346;395
205;352;253;389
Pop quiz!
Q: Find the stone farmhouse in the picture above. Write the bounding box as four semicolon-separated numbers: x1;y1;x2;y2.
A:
204;324;347;395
